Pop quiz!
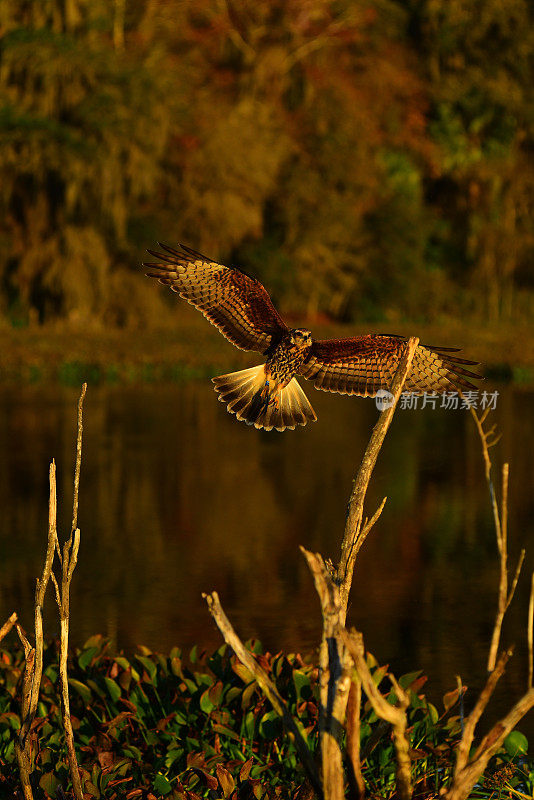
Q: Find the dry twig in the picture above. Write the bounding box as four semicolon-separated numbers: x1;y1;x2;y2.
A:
337;337;419;620
14;459;58;800
13;384;87;800
345;676;365;800
442;404;533;800
468;406;525;670
204;339;418;799
51;383;86;800
340;628;412;800
0;612;18;644
301;548;354;800
444;684;534;800
203;590;323;799
454;648;513;776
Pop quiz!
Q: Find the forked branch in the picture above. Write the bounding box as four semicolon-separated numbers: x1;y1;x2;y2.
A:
14;459;58;800
13;384;87;800
442;404;533;800
468;405;525;670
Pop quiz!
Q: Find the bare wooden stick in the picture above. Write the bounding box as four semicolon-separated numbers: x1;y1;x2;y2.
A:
203;590;323;799
14;632;35;800
301;548;354;800
14;459;58;800
454;648;512;774
0;612;17;644
439;403;534;800
468;405;502;545
467;407;524;671
337;337;419;620
52;383;87;800
486;461;509;671
359;496;387;544
71;383;86;537
444;687;534;800
13;386;87;799
289;342;418;798
346;675;365;800
55;528;83;800
340;628;412;800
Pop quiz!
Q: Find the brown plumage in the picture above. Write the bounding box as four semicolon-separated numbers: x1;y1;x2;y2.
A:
143;243;482;432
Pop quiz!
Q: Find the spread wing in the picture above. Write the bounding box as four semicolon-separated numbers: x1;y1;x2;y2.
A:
143;243;288;354
299;335;482;395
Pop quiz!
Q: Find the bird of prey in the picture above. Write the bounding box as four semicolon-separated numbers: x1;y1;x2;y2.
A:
144;244;481;432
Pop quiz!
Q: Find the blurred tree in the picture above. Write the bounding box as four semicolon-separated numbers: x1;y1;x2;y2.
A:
159;0;432;319
411;0;533;320
0;0;175;326
0;0;531;327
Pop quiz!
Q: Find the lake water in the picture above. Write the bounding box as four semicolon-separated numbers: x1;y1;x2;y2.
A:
0;380;533;736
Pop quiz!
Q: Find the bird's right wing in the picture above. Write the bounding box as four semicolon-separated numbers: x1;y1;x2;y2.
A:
299;334;482;395
143;244;288;354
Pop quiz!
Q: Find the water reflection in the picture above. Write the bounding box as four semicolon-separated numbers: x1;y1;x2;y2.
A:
0;381;532;735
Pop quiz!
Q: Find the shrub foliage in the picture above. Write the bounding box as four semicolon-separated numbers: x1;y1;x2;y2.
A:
1;635;532;798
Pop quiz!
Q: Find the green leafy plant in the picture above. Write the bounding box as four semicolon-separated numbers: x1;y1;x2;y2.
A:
1;635;532;798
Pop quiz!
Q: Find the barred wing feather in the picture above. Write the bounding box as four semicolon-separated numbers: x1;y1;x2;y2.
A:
143;243;288;354
299;335;482;395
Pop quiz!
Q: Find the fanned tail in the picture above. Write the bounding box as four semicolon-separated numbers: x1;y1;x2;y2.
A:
212;366;316;432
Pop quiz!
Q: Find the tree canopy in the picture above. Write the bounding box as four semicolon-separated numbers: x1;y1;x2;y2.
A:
1;0;532;327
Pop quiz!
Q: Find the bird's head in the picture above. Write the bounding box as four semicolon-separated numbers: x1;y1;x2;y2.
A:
290;329;313;349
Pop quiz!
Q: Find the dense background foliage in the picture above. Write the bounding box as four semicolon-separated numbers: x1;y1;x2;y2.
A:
0;0;532;328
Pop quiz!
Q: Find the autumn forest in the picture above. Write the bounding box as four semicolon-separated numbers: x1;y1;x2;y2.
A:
0;0;532;332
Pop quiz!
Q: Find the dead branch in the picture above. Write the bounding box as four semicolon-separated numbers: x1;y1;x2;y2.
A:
203;590;323;799
301;548;354;800
340;628;412;800
444;686;534;800
52;383;87;800
345;675;365;800
13;384;87;800
443;403;533;800
454;648;512;775
337;337;419;621
70;383;86;537
202;339;418;799
14;459;58;800
0;612;18;644
468;407;524;670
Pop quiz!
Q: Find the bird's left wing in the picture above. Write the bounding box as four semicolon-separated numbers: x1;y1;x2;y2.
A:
143;244;288;354
299;335;482;395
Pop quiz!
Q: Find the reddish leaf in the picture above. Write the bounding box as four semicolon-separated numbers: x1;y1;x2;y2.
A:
156;712;176;731
216;764;235;798
192;768;218;790
186;752;206;769
239;758;254;782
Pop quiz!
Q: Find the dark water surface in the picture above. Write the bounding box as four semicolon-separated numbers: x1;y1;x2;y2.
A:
1;381;533;736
